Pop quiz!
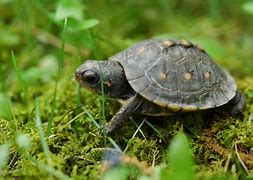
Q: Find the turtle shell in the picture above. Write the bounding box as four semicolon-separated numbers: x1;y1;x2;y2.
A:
109;39;237;112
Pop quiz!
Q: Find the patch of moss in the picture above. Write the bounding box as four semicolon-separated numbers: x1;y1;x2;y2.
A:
126;137;159;164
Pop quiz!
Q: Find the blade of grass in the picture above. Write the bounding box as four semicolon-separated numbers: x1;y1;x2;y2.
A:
35;97;51;163
59;106;101;132
47;18;68;137
124;118;146;153
47;80;58;137
129;117;145;138
82;106;100;128
86;29;100;59
235;142;249;175
86;29;107;145
107;136;122;152
60;111;86;130
59;18;68;70
98;63;107;146
76;83;81;109
11;51;27;102
55;98;97;127
145;120;165;142
55;99;99;130
75;56;82;113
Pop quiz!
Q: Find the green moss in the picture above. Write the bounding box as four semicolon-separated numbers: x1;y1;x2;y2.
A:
216;118;253;148
126;138;159;164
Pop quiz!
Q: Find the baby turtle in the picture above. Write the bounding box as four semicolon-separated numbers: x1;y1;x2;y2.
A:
75;39;245;134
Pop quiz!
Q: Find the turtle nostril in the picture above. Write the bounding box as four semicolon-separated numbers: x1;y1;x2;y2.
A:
75;71;82;81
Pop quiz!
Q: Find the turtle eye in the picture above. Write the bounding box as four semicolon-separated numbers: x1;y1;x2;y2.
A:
82;70;100;85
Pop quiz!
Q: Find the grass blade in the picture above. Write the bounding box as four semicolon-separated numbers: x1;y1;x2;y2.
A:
11;51;27;102
76;56;82;113
82;106;100;128
108;137;122;152
35;97;51;163
129;117;145;138
59;18;68;70
87;29;100;59
98;63;107;146
86;29;106;145
47;18;68;137
124;118;146;153
145;120;165;142
47;80;58;137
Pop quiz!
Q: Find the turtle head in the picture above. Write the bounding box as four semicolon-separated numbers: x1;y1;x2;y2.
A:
75;60;133;98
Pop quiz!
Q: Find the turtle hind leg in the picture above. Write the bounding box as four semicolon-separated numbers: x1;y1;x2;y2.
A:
229;91;246;117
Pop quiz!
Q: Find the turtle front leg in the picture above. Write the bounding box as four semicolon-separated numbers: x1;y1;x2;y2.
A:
104;94;142;134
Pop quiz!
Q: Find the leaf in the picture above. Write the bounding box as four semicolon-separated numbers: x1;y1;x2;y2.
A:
54;3;84;21
79;19;99;30
167;132;195;180
242;2;253;15
0;93;12;120
66;18;99;31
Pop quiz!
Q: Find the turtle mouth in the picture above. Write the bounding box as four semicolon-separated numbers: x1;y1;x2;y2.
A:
74;71;82;82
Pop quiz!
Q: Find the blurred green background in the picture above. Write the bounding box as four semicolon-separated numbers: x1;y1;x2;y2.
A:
0;0;253;179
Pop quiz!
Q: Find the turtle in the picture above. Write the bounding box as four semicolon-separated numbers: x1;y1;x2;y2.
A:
75;39;245;134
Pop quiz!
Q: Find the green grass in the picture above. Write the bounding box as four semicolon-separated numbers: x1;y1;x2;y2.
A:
0;0;253;179
98;63;107;146
47;17;68;137
35;98;51;163
11;51;27;102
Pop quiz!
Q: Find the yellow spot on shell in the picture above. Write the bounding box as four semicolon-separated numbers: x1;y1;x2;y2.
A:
196;45;205;52
179;39;192;47
159;72;167;80
184;72;192;80
138;47;145;53
204;71;211;79
162;40;175;47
